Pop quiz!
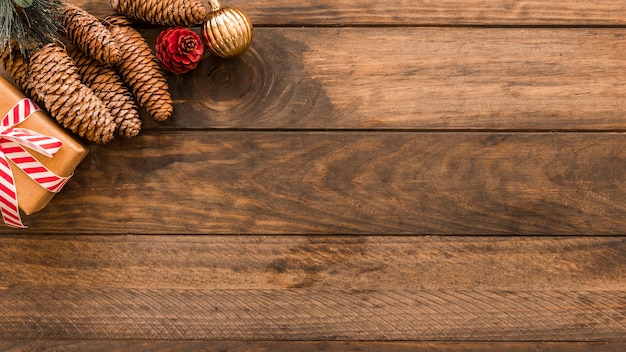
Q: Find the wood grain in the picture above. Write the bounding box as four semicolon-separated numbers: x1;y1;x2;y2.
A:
2;341;625;352
1;235;625;341
2;0;624;346
0;286;624;340
71;0;626;26
1;236;625;291
7;27;626;131
1;132;623;234
149;27;626;131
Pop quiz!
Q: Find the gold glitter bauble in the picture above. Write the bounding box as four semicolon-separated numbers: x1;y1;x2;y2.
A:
201;0;253;59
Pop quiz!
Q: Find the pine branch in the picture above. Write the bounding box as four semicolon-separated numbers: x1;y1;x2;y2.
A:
0;0;66;58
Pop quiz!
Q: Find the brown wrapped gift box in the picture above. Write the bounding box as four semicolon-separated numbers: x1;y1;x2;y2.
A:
0;75;88;215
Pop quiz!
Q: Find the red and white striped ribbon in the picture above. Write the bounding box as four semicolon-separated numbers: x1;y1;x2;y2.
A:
0;98;70;228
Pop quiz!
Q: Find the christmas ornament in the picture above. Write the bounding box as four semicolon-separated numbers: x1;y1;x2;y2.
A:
109;25;173;121
155;27;204;75
2;44;117;144
69;47;141;138
61;3;121;65
201;0;253;59
109;0;206;26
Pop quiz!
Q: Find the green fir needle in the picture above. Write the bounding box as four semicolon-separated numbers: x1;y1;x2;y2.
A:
13;0;35;7
0;0;65;58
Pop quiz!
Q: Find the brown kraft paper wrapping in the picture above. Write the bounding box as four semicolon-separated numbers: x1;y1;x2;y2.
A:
0;75;88;215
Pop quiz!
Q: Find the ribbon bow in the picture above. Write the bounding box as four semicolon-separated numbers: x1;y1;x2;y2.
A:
0;99;71;228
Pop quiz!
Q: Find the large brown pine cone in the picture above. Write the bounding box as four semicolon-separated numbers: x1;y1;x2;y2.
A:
109;0;206;26
62;3;121;65
4;44;117;144
110;25;173;121
69;47;142;138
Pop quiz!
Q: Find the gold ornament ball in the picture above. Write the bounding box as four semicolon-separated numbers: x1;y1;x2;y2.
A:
201;0;253;59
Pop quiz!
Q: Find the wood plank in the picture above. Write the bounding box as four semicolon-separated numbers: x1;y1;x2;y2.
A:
2;235;625;341
148;27;626;131
0;286;624;340
1;235;625;291
0;132;623;235
2;341;625;352
6;27;626;131
71;0;626;26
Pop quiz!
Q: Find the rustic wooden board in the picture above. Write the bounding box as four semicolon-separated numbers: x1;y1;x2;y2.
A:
1;235;625;291
1;235;625;341
1;132;623;235
2;341;625;352
147;27;626;131
2;0;624;348
73;0;626;26
1;286;624;340
11;27;626;131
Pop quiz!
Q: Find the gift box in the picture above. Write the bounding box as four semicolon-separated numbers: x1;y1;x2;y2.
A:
0;75;88;227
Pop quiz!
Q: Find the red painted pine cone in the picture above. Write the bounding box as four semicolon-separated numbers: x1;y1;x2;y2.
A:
155;27;204;75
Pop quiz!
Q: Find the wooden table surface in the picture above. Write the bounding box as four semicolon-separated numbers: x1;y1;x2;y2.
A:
1;0;626;351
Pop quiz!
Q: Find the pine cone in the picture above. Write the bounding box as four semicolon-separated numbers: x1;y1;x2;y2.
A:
61;3;121;65
156;27;204;75
101;14;134;27
7;44;117;144
69;47;142;138
109;0;206;26
1;48;36;99
110;25;173;121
